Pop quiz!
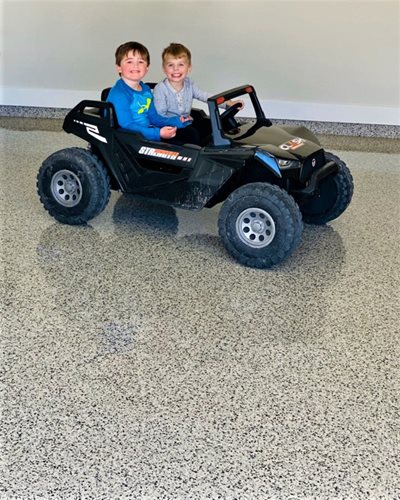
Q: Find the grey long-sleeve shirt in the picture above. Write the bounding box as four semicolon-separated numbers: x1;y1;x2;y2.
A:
153;77;225;117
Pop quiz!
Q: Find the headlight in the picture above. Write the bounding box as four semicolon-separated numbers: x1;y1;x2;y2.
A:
278;159;301;169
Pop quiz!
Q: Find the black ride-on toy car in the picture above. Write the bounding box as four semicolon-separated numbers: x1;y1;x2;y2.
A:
37;84;354;268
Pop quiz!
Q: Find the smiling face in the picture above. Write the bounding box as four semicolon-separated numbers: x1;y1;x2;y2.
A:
163;54;191;87
117;50;149;89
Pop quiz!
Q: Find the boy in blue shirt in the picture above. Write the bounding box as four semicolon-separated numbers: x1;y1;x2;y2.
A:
107;41;191;141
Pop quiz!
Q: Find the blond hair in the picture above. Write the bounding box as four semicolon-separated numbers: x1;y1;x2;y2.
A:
162;43;191;65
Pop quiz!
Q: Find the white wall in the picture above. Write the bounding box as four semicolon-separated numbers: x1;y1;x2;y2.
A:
1;0;399;124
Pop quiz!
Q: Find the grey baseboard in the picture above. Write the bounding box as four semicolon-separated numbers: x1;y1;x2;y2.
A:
269;118;399;139
0;105;70;119
0;105;398;138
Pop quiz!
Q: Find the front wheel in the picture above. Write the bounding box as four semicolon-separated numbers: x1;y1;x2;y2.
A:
37;147;111;225
299;152;354;225
218;183;303;268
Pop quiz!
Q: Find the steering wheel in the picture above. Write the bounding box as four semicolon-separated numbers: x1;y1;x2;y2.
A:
220;102;242;122
220;102;242;134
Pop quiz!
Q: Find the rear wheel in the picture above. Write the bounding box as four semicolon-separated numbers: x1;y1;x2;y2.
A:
218;182;303;268
37;147;111;225
299;152;354;225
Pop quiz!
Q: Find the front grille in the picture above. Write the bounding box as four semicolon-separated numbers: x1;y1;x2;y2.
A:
300;149;326;182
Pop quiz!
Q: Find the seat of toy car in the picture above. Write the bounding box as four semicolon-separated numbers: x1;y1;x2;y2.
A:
101;87;111;101
100;84;208;147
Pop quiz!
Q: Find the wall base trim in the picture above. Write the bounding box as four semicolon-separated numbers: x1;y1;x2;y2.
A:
0;105;399;139
1;86;399;125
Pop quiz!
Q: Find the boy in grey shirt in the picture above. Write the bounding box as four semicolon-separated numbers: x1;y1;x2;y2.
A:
153;43;243;145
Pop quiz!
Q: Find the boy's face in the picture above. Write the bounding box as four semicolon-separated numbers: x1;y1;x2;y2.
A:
117;50;149;86
163;55;191;85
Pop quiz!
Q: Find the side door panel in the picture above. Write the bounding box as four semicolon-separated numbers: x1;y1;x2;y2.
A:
113;131;200;194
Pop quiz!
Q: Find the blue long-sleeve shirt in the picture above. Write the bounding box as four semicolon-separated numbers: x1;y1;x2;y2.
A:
107;79;187;141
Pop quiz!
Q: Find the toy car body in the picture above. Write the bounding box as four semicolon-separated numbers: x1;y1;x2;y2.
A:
37;84;354;268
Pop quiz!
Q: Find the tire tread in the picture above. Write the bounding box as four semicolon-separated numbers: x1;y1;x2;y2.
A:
219;182;303;268
37;147;111;225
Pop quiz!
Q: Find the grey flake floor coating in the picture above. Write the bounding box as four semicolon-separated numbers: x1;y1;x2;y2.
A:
1;127;399;499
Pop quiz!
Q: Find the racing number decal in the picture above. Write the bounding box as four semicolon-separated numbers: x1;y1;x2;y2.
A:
73;120;108;143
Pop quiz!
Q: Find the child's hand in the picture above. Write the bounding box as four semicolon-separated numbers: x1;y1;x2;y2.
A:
180;115;192;123
160;126;177;139
226;99;245;109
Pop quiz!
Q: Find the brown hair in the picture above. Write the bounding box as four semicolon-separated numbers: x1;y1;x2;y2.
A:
115;41;150;66
162;43;191;65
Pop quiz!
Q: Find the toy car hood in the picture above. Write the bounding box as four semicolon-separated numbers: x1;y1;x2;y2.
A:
234;124;323;160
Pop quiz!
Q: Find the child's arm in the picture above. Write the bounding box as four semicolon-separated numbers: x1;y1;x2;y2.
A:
191;80;244;110
225;98;245;109
152;84;170;117
191;81;210;104
148;100;189;129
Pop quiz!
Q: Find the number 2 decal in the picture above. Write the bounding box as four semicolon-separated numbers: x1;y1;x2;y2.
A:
73;120;108;143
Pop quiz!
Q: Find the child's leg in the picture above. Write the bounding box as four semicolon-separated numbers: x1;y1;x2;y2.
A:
192;121;212;146
167;125;202;146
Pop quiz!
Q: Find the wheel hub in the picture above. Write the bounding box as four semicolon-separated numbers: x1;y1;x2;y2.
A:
51;169;83;207
236;208;276;248
64;179;77;194
251;220;264;233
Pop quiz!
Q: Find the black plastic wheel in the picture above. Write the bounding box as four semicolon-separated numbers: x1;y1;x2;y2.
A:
37;147;111;225
299;152;354;225
218;182;303;268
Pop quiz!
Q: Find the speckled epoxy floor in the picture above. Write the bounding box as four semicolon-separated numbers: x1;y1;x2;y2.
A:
1;125;399;499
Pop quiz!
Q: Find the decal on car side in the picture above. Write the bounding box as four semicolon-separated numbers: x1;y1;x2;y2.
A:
73;120;108;143
279;138;305;151
139;146;192;163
